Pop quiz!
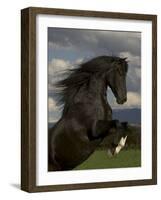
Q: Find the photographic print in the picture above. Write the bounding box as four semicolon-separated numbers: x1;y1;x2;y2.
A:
48;28;141;171
21;7;157;192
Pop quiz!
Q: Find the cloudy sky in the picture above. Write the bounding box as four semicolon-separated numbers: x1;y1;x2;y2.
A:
48;28;141;123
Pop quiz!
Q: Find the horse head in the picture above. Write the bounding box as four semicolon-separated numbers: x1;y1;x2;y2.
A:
106;57;128;104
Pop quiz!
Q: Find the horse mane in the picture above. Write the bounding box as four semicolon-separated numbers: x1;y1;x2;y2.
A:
54;56;128;107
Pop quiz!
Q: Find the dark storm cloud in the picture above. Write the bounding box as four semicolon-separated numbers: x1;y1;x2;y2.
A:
48;28;141;56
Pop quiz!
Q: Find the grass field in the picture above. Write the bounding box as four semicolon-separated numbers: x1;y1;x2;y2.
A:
74;149;141;170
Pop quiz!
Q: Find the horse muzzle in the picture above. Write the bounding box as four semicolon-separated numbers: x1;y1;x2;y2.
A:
117;97;127;104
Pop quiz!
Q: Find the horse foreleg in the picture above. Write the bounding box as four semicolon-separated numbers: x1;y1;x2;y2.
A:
88;120;119;140
114;135;128;155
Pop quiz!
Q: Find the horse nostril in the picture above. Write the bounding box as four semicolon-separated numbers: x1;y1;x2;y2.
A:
122;97;127;102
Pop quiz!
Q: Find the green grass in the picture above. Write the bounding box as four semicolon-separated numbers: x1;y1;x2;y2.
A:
74;149;141;170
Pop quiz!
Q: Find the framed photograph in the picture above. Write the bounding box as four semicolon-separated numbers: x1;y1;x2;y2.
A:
21;7;157;192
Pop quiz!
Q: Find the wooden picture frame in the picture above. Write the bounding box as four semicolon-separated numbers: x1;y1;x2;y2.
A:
21;7;157;192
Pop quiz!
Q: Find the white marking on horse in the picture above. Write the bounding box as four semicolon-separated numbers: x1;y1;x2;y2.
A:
114;135;127;155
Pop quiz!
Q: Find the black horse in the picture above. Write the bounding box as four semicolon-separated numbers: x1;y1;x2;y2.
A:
49;56;128;171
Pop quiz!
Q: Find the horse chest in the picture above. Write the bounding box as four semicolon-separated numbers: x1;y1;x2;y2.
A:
94;98;112;120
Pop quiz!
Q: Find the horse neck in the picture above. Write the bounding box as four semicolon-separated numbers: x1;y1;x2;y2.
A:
62;75;110;115
88;75;106;96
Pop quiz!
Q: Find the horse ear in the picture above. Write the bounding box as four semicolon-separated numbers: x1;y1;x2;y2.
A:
120;57;127;61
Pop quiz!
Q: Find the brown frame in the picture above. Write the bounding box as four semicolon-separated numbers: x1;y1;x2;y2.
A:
21;7;157;192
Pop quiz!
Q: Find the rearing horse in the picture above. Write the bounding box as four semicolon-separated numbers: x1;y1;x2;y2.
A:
49;56;128;171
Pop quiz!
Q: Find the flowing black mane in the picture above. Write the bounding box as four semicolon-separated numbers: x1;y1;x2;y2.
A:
55;56;128;107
